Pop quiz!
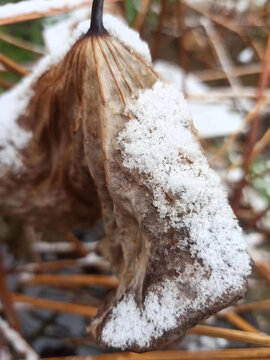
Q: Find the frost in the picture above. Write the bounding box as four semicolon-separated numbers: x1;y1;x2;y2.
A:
102;81;251;349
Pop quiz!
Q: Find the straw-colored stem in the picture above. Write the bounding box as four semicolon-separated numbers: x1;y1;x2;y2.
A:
41;347;270;360
220;312;260;333
0;53;29;76
21;274;118;289
12;293;98;317
189;324;270;347
235;299;270;313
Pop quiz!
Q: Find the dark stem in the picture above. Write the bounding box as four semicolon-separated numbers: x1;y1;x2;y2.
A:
87;0;107;36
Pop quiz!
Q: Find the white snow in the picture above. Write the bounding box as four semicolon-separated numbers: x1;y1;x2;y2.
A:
104;15;151;62
34;240;97;253
185;0;267;11
43;8;90;54
101;81;251;349
238;47;254;64
44;13;151;62
154;61;243;138
0;317;38;360
0;14;150;170
0;0;90;19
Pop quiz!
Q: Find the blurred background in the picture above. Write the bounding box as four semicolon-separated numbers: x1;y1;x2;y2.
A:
0;0;270;359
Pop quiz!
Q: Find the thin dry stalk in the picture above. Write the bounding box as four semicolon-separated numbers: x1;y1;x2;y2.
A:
235;299;270;313
200;18;248;112
233;34;270;211
133;0;152;31
255;261;270;285
187;89;270;100
12;293;98;317
196;63;262;82
190;324;270;347
21;273;119;288
177;0;187;94
220;312;260;333
0;32;45;55
12;259;78;274
151;0;168;60
249;127;270;162
0;52;29;76
213;99;266;162
65;231;89;257
41;347;270;360
0;252;21;333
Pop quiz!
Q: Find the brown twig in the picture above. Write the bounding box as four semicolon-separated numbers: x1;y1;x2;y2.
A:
0;32;45;55
133;0;152;32
190;324;270;347
0;52;29;76
233;34;270;212
20;273;118;289
151;0;168;60
200;17;248;112
219;311;260;333
235;299;270;313
213;99;266;162
255;261;270;285
12;259;78;274
196;63;262;82
177;0;187;94
65;231;89;257
12;293;98;317
41;347;270;360
0;251;21;333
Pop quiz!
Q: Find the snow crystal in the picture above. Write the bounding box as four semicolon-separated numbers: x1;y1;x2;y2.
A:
0;14;150;170
101;81;251;349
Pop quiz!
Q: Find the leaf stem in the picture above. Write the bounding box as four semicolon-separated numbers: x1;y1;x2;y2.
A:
87;0;107;36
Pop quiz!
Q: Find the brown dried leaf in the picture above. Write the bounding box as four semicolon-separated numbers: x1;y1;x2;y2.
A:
0;0;251;352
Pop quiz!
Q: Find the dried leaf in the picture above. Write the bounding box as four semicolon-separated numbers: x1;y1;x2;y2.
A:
0;0;251;352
